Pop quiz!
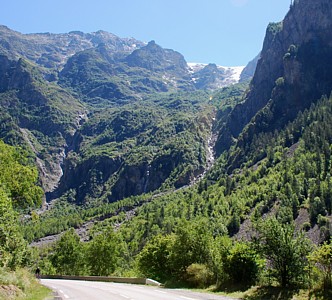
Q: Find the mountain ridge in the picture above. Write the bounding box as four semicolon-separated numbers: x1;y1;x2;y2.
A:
0;25;251;92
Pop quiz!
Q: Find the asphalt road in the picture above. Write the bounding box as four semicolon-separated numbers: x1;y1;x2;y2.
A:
41;279;239;300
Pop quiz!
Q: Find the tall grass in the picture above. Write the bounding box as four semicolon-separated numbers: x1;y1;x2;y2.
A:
0;268;51;300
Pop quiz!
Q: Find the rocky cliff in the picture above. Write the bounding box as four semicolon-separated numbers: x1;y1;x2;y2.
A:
215;0;332;160
239;54;259;82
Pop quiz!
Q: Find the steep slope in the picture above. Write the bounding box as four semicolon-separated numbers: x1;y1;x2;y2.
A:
216;0;332;161
0;55;85;193
239;53;259;82
50;91;215;204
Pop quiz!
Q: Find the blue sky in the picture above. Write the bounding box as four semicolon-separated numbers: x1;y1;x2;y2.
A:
1;0;290;66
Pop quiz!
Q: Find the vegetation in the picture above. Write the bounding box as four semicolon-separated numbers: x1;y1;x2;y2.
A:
255;217;312;287
0;141;43;269
0;268;51;300
23;93;332;299
2;79;329;298
1;4;332;298
0;141;49;299
2;95;332;296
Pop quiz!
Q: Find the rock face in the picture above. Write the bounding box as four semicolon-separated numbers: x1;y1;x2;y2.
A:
52;154;123;203
239;53;260;82
216;0;332;158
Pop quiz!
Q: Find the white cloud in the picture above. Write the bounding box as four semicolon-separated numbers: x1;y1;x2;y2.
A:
231;0;249;7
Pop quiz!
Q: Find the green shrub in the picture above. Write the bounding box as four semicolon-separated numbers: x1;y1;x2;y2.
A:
275;77;285;87
223;242;263;286
185;263;213;288
302;222;311;231
308;242;332;290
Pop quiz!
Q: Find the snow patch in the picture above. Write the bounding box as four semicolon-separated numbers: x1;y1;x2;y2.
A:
187;62;208;73
188;63;244;80
226;66;245;82
188;63;245;88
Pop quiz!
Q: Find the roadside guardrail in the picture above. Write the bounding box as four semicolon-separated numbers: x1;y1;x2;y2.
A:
41;275;162;286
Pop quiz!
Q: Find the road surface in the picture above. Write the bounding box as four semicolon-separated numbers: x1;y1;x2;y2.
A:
41;279;239;300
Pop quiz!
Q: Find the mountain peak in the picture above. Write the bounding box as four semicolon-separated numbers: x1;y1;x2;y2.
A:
125;40;188;73
147;40;157;46
188;63;245;90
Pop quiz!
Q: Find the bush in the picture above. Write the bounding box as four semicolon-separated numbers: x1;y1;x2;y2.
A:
186;264;213;288
275;77;285;87
223;242;263;287
302;222;311;231
0;268;51;300
317;214;329;227
308;242;332;290
50;228;86;275
137;234;175;282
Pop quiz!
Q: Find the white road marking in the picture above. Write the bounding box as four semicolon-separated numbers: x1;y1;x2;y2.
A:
180;296;198;300
59;289;70;299
154;289;167;294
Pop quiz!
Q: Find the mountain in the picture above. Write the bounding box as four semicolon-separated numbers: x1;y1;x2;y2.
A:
58;40;196;105
0;25;249;205
0;25;246;98
4;0;331;212
0;25;144;71
215;0;332;162
7;0;332;293
188;63;245;90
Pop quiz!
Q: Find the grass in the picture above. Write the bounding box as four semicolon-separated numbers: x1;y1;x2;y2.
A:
240;286;303;300
186;284;332;300
213;285;332;300
0;268;52;300
21;284;52;300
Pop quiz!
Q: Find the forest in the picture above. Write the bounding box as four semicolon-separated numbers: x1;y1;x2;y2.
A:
2;92;332;299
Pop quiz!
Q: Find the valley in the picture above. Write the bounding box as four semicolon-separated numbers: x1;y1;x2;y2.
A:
1;0;332;298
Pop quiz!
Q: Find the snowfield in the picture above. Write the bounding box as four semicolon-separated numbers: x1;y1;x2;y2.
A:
188;62;245;88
